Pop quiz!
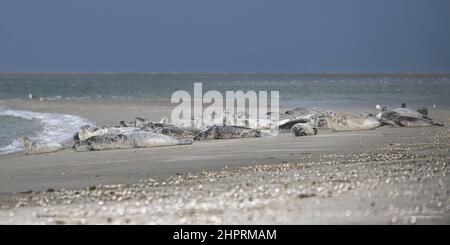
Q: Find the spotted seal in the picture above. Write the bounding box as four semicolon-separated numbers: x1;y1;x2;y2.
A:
292;122;318;137
113;117;203;140
153;126;202;140
270;108;332;131
375;105;443;127
73;131;192;152
194;125;261;141
21;137;65;155
376;110;443;127
78;125;141;141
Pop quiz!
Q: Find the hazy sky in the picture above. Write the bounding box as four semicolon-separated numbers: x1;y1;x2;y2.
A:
1;0;449;72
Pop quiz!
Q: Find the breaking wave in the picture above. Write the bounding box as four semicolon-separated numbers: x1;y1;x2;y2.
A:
0;108;92;155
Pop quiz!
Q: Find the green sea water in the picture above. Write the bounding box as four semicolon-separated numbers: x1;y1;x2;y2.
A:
1;73;449;103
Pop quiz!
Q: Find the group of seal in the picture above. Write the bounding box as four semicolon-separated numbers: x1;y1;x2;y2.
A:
21;103;444;154
326;103;443;132
268;103;443;134
70;118;262;153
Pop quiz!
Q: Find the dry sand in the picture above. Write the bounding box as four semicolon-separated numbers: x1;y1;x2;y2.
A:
0;99;449;224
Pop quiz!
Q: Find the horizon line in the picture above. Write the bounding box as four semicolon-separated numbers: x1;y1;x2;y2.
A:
1;71;450;75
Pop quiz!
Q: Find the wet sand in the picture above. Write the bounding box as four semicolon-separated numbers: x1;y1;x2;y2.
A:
0;99;449;224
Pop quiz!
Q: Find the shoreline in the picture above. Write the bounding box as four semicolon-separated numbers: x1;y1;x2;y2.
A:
0;99;449;224
2;98;450;124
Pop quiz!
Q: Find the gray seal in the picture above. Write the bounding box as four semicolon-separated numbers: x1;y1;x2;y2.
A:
376;105;443;127
73;131;192;152
327;113;381;131
78;125;141;141
194;125;261;141
292;122;318;137
153;126;202;140
22;137;65;155
125;119;202;140
376;110;443;127
271;108;332;131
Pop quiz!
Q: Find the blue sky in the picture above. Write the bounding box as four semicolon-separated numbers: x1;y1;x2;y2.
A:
0;0;449;72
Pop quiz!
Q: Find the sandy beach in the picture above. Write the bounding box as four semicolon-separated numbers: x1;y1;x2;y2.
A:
0;99;449;224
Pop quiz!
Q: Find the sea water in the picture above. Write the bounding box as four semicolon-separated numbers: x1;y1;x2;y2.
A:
0;108;92;155
1;73;450;102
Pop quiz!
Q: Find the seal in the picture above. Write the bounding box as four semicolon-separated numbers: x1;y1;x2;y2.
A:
78;125;141;141
194;125;261;141
21;137;65;155
390;108;431;120
73;131;192;152
285;107;320;121
292;122;318;137
119;117;150;128
122;119;202;140
153;125;202;140
285;108;332;128
278;118;310;132
395;117;443;127
219;110;277;131
270;108;332;131
327;113;381;131
375;105;443;127
376;110;443;127
195;110;275;131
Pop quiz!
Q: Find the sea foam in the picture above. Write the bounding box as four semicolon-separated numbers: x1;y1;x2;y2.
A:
0;108;92;155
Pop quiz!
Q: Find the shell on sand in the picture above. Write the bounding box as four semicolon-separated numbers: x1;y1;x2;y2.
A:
327;113;381;132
